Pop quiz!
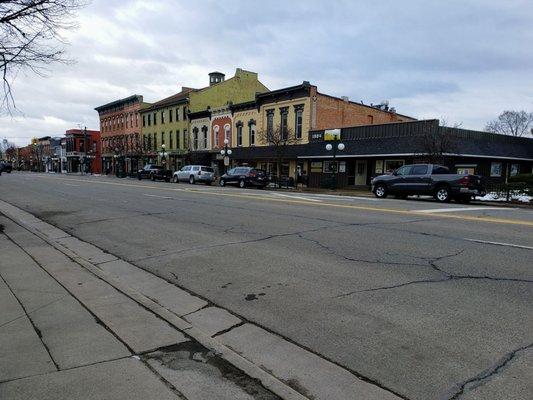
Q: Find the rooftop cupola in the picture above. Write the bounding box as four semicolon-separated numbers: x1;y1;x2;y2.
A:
209;71;225;86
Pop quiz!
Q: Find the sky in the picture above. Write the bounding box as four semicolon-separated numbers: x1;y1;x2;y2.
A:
1;0;532;146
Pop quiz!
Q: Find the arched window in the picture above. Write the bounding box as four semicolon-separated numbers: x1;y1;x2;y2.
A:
248;119;256;146
236;121;243;147
213;125;220;147
224;124;231;143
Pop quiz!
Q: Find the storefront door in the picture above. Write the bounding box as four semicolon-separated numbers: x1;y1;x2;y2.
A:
355;160;367;185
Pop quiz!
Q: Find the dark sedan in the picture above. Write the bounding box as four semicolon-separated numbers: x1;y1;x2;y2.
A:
0;161;13;173
137;164;172;182
219;167;269;189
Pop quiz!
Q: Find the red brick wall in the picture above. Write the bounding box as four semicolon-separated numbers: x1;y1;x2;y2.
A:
211;116;232;149
315;94;414;130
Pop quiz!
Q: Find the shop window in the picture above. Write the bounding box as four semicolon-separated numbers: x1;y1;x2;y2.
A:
323;161;339;173
455;165;475;175
510;164;519;176
490;162;502;177
384;159;404;173
374;160;384;174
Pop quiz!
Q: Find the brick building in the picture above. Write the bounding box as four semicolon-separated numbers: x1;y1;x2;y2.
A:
95;95;150;176
64;129;101;174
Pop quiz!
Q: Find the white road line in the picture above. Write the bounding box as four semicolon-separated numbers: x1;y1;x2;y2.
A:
63;183;80;187
464;238;533;250
302;194;378;201
272;193;323;202
413;207;505;213
143;193;172;199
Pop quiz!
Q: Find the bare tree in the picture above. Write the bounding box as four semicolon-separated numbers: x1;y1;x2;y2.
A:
0;137;17;159
257;124;301;187
415;119;459;165
1;0;85;113
485;110;533;137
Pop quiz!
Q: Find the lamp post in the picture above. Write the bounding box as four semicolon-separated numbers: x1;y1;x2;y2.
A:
325;139;345;190
159;144;168;167
220;138;232;175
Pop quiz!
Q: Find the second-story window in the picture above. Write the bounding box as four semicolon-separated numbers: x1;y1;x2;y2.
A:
224;124;231;143
148;114;151;126
143;115;146;127
236;122;243;146
294;106;303;139
153;112;157;126
214;125;219;147
202;126;208;149
161;110;165;124
153;133;157;149
169;131;173;149
135;113;138;127
169;109;173;123
193;127;199;150
248;120;256;146
280;107;288;140
161;132;165;146
176;108;180;121
266;110;274;142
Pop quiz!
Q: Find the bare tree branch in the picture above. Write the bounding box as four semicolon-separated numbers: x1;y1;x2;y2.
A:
485;110;533;137
0;0;86;114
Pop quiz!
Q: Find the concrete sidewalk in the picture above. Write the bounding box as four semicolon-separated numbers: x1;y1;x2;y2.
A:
0;216;279;400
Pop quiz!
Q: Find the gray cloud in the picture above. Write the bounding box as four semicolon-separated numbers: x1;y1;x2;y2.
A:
2;0;532;145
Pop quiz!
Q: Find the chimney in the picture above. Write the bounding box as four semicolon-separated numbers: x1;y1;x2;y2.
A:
209;72;225;86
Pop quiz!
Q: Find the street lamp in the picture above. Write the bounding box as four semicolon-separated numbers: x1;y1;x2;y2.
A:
220;138;232;174
325;140;345;190
159;144;168;167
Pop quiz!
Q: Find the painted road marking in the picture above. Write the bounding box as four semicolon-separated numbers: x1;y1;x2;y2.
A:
63;183;80;187
465;238;533;250
143;193;172;199
272;193;322;202
19;175;533;227
414;207;505;213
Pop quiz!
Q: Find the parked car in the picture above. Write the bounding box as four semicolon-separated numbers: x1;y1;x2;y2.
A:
371;164;486;203
0;160;13;173
172;165;215;185
219;167;269;189
137;164;172;182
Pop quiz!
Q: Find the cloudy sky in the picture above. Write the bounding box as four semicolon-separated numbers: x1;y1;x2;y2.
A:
1;0;532;145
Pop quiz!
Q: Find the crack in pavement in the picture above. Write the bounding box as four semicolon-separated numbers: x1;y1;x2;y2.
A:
445;342;533;400
334;249;533;297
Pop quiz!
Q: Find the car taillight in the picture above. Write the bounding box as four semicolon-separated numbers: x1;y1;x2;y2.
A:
249;172;256;177
459;176;470;186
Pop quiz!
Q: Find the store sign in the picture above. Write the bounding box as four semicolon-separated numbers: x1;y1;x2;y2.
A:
310;161;323;172
324;129;341;141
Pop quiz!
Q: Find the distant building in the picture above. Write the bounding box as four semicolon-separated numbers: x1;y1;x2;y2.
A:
64;129;101;174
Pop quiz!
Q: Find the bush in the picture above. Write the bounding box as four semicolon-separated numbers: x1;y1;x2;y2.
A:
508;173;533;185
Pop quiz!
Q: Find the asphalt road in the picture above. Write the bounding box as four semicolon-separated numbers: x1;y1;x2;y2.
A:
1;172;532;400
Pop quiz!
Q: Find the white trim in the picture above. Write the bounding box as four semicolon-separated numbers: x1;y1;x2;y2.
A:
443;153;533;161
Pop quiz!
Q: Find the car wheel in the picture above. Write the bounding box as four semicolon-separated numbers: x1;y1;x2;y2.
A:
172;175;178;183
435;186;451;203
374;184;388;198
150;174;155;181
239;179;246;188
219;179;226;187
189;175;195;184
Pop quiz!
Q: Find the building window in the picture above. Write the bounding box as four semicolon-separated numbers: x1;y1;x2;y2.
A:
176;130;180;149
236;122;243;146
294;105;304;139
153;112;157;126
161;110;165;124
248;120;256;146
224;124;231;143
183;106;187;118
148;114;151;126
214;125;219;147
193;127;199;150
154;133;157;149
368;115;374;124
202;126;208;149
161;132;165;146
510;164;519;176
136;113;138;127
183;129;188;149
169;109;173;123
169;130;173;149
490;162;503;177
280;107;288;140
143;115;146;127
176;108;180;121
266;110;274;141
384;159;404;173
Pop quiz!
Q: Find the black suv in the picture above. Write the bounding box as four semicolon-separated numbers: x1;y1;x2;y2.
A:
137;164;172;182
219;167;269;189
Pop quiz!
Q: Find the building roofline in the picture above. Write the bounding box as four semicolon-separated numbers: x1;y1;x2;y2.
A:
316;91;415;120
94;95;144;112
